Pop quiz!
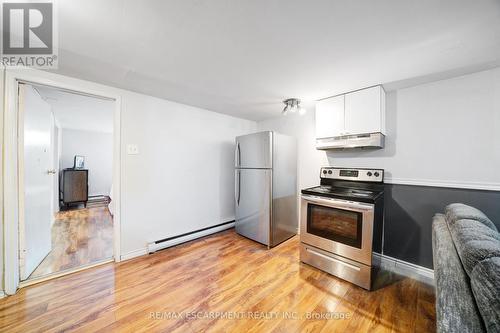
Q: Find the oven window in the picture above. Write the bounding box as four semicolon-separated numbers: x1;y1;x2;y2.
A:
307;204;363;248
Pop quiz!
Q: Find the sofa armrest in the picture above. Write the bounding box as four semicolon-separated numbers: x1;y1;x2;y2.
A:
432;214;485;333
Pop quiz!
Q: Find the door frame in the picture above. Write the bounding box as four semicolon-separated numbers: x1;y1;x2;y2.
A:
3;67;122;295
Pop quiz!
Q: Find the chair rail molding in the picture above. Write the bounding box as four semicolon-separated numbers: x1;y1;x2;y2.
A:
385;177;500;192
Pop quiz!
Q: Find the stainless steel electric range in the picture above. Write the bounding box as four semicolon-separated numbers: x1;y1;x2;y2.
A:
300;167;384;290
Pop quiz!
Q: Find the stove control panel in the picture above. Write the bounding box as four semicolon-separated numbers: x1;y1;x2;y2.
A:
320;167;384;182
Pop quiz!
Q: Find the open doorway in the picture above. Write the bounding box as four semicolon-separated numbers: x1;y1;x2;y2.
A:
19;83;115;282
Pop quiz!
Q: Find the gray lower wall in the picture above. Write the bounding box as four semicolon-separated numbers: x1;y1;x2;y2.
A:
383;184;500;269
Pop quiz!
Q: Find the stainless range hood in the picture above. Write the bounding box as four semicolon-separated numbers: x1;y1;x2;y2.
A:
316;132;385;150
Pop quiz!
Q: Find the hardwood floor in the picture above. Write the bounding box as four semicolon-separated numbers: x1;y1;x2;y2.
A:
1;229;436;332
29;206;114;279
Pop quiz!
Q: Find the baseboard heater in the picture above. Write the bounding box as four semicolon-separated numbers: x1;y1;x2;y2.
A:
147;220;235;253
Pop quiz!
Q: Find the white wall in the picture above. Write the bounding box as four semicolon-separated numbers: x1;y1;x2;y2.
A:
121;92;256;254
60;128;114;197
259;67;500;190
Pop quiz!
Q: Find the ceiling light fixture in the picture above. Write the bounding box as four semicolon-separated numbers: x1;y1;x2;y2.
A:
282;98;306;115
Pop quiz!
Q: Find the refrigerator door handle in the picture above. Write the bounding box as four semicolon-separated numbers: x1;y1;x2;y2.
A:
235;170;241;205
238;170;241;205
235;141;241;168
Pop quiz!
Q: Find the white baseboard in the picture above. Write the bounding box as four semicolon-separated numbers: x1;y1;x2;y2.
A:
148;222;235;253
120;222;235;261
377;253;434;286
120;248;148;261
0;290;6;299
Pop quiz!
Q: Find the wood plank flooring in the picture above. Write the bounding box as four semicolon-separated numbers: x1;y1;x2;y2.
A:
1;229;436;332
29;206;114;279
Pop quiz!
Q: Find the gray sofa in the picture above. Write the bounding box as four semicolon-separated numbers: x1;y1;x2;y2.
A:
432;203;500;333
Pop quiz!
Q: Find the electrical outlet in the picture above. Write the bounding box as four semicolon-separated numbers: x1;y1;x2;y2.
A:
127;144;139;155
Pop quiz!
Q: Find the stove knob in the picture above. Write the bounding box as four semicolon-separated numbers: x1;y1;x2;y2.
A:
374;172;380;177
322;170;327;174
328;170;333;174
367;171;372;177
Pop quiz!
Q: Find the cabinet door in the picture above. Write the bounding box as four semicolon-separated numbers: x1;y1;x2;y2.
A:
344;86;384;135
63;170;88;203
315;95;345;138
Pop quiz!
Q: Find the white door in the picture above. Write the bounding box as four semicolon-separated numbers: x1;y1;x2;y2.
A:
315;95;345;138
19;84;54;280
344;86;383;135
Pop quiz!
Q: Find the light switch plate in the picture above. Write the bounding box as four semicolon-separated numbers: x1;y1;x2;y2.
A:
127;144;139;155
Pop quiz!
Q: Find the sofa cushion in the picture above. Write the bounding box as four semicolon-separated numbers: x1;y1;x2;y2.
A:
445;203;498;231
470;257;500;333
452;219;500;243
448;219;500;276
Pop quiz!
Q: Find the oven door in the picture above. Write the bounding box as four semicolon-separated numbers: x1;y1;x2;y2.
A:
300;195;375;265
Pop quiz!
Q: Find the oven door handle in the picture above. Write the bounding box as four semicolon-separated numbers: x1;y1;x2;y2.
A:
301;195;373;211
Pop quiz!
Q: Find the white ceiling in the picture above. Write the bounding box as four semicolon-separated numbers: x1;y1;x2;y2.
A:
51;0;500;121
34;85;114;133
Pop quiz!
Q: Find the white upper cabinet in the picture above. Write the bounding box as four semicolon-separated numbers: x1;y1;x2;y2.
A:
315;85;386;139
315;94;344;138
345;86;385;135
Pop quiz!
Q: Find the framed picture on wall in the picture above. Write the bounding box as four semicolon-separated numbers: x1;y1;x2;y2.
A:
74;155;85;169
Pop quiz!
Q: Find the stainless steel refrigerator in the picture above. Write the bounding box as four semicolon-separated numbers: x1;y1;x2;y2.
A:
235;131;297;247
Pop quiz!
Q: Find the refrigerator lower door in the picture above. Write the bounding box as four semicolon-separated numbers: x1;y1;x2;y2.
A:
235;168;271;246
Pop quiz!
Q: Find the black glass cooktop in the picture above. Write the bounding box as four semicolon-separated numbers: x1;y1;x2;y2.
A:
301;185;383;203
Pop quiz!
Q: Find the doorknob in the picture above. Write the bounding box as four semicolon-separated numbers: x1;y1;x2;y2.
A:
47;169;57;175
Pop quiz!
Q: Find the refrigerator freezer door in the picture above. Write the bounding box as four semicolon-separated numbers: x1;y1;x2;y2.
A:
235;168;271;246
235;131;272;169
